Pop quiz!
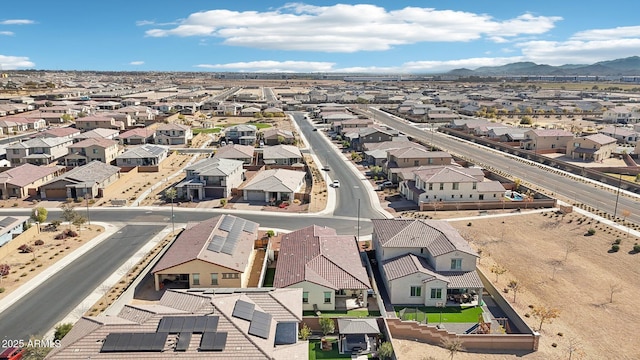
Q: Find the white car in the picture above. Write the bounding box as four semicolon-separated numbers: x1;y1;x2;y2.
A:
332;180;340;188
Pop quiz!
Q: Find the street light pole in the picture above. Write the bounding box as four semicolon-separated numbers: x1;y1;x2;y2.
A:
357;198;360;240
613;173;622;218
85;185;91;225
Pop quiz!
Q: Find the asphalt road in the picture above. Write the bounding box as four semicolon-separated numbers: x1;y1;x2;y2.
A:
366;108;640;225
0;225;164;342
290;112;385;220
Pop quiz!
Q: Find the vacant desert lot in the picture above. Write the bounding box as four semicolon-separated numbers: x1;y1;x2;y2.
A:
395;210;640;360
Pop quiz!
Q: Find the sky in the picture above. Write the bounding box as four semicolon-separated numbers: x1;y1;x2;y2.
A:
2;1;640;73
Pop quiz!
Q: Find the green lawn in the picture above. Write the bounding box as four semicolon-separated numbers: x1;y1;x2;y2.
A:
303;309;381;318
308;339;351;360
263;268;276;287
220;122;272;129
394;306;483;323
192;127;222;134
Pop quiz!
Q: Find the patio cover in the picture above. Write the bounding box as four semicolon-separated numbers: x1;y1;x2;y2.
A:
337;318;380;335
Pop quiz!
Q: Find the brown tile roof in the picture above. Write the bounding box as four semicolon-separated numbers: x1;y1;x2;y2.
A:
372;219;477;257
118;127;155;139
214;144;255;159
68;137;118;149
273;225;371;290
412;166;482;183
41;127;80;137
584;133;617;145
151;214;259;274
439;270;484;288
363;140;426;151
0;163;62;187
382;253;447;282
388;147;451;160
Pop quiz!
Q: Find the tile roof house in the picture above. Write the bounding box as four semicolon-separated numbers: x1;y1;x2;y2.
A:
0;163;63;199
75;115;125;131
274;225;371;311
521;129;574;152
175;158;244;200
37;126;81;140
345;126;398;151
399;165;505;205
6;136;72;166
213;144;255;164
115;144;169;168
64;138;121;167
151;215;259;291
155;123;193;145
385;148;452;182
116;127;156;145
0;216;29;247
242;169;306;203
224;124;258;145
372;218;482;306
599;126;639;145
46;288;307;359
39;161;120;200
262;128;294;145
566;133;617;162
74;128;120;142
262;145;303;166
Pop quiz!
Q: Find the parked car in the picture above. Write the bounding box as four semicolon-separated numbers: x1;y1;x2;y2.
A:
312;128;318;131
332;179;341;188
0;347;25;360
378;181;394;190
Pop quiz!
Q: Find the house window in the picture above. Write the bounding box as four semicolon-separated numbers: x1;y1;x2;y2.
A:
192;273;200;285
428;183;433;191
459;194;463;198
451;259;462;270
324;291;332;304
92;149;98;154
210;273;218;285
303;292;309;304
452;183;459;190
414;160;419;166
439;183;444;190
410;286;422;297
472;182;477;190
479;194;484;200
430;288;443;299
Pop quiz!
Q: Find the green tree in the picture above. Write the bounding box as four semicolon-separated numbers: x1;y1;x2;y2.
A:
319;317;335;336
72;215;87;234
378;341;394;360
60;204;77;228
298;323;312;340
54;323;73;341
266;230;275;238
61;114;73;122
31;207;48;223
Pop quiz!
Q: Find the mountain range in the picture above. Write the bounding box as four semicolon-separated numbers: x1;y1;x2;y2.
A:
447;56;640;76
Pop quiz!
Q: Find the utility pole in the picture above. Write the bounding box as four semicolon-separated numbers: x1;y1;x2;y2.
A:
85;185;91;225
357;198;360;240
613;173;622;218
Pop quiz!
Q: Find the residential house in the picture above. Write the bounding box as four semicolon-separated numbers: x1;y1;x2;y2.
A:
599;126;639;145
566;134;617;162
603;106;634;124
332;118;373;133
240;106;262;116
399;165;506;205
115;144;169;168
6;137;72;166
213;144;254;164
39;161;120;200
0;119;29;135
152;214;259;290
38;127;81;140
385;148;452;182
0;216;29;247
262;128;294;145
426;107;459;122
347;126;398;151
487;127;528;142
46;287;306;359
75;115;125;131
242;169;306;203
521;129;574;152
155;123;193;145
273;225;371;311
262;145;303;166
176;158;244;200
74;128;120;142
372;218;482;306
65;138;120;167
0;164;63;199
225;124;258;145
116;127;156;145
8;117;47;131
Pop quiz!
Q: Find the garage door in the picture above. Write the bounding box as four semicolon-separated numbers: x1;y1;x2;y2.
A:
245;190;265;202
44;188;68;199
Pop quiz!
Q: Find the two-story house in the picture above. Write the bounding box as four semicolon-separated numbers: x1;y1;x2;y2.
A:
176;157;245;200
0;163;63;199
6;137;72;166
116;127;156;145
566;133;617;162
262;128;295;145
385;148;452;183
213;144;255;164
262;145;302;166
225;124;258;145
521;129;574;152
399;165;506;205
75;115;125;131
64;138;120;167
599;126;639;145
372;218;482;306
155;123;193;145
346;126;398;151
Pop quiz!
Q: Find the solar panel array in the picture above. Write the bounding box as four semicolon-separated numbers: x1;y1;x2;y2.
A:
175;332;192;352
206;235;226;252
0;217;17;228
206;215;258;255
274;322;298;345
200;331;228;351
232;300;255;321
248;311;272;339
157;315;219;334
101;332;167;353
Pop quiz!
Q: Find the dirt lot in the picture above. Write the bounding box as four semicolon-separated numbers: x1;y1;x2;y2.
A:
0;224;103;301
394;209;640;360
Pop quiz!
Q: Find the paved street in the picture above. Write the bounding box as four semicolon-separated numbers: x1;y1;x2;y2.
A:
0;225;164;342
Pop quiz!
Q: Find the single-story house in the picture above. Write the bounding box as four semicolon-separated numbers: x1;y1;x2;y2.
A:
242;169;305;203
213;144;255;164
0;216;29;247
0;163;64;199
262;145;303;166
115;144;169;167
39;161;120;200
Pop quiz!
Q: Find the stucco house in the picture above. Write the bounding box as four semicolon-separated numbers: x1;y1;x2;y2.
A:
521;129;574;152
74;128;120;142
116;127;156;145
39;161;120;200
155;123;193;145
566;133;617;162
151;214;259;291
274;225;371;312
0;164;64;199
64;138;121;167
176;158;245;200
213;144;255;164
75;115;125;131
242;169;306;203
385;148;452;182
0;216;29;247
262;128;295;145
262;145;303;166
372;218;482;306
6;137;72;166
225;124;258;145
115;144;169;167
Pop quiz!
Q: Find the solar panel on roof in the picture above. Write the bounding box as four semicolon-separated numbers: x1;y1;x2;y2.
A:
182;316;196;333
248;310;272;339
194;316;208;333
175;332;192;352
232;300;255;321
212;332;227;351
140;333;156;351
0;217;17;228
100;333;120;352
169;316;185;333
205;316;219;333
243;220;258;233
220;235;238;255
115;333;131;351
157;317;172;332
207;235;226;252
275;322;298;345
219;215;235;232
151;332;168;352
199;332;217;351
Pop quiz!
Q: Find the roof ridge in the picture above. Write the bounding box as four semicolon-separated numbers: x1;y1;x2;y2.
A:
317;237;370;288
216;295;273;359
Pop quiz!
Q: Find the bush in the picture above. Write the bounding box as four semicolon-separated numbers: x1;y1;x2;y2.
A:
219;199;227;207
611;244;620;252
467;222;472;226
54;323;73;341
0;288;4;293
633;244;640;253
18;244;34;253
34;239;44;246
586;228;596;236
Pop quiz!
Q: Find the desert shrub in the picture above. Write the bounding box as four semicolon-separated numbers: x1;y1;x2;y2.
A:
34;239;44;246
18;244;34;253
586;228;596;236
613;238;622;245
64;229;78;237
611;244;620;252
633;244;640;253
0;288;4;293
467;222;472;226
54;233;67;240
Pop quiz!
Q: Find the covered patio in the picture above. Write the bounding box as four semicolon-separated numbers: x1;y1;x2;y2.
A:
337;318;380;355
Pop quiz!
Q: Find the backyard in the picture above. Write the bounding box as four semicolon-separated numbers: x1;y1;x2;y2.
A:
308;339;354;360
394;306;483;323
303;309;381;318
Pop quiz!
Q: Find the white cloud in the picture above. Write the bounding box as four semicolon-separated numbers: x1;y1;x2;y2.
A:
571;25;640;41
195;60;335;72
129;61;144;66
0;55;35;69
518;38;640;65
0;19;34;25
136;20;155;26
146;4;561;52
0;31;14;36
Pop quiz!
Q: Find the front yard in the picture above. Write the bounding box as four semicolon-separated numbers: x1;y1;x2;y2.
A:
394;305;483;323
